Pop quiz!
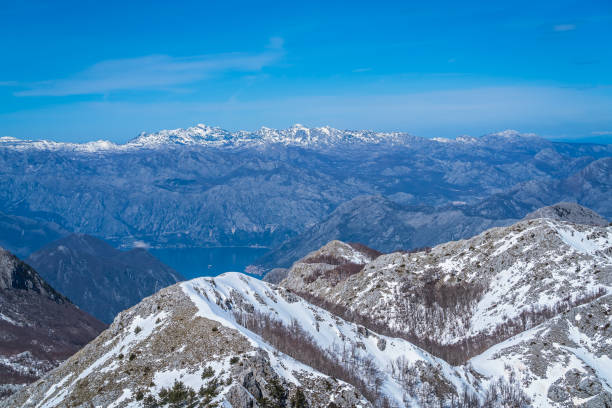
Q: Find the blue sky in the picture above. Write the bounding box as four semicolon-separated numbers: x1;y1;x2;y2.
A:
1;0;611;142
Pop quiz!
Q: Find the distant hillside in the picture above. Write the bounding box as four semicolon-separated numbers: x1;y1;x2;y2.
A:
26;234;183;323
256;160;612;273
0;247;104;398
255;195;514;270
0;212;67;258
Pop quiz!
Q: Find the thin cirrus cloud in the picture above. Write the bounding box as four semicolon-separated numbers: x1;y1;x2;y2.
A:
553;23;576;32
3;85;611;142
15;43;283;97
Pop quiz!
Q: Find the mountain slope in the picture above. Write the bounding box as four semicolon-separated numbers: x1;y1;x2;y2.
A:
256;195;515;270
26;234;183;323
4;273;513;407
281;218;611;361
470;294;612;407
12;215;610;406
275;217;612;405
0;247;105;397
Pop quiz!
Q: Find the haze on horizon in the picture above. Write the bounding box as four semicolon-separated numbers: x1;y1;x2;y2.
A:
1;0;611;144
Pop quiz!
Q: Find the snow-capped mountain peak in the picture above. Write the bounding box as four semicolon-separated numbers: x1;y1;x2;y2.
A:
129;123;415;148
129;123;233;146
0;123;556;152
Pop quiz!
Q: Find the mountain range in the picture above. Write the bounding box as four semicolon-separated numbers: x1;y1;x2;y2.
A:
0;123;423;150
0;125;610;263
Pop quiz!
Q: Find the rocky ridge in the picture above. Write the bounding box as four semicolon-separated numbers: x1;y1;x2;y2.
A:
523;202;610;227
281;218;612;347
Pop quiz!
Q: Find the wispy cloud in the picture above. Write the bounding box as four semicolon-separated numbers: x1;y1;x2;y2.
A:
266;37;285;50
553;23;576;32
16;42;284;97
3;85;611;142
0;81;18;86
352;68;372;73
592;130;612;135
572;58;600;66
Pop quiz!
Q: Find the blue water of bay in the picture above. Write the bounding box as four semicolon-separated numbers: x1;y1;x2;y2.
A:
150;247;269;280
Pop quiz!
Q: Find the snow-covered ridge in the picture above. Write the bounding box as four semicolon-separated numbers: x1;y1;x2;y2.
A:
6;280;372;407
0;136;122;153
282;218;612;345
181;273;477;406
7;272;487;407
277;217;612;405
0;125;544;151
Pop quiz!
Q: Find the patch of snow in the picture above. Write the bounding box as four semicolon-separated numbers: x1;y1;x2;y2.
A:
552;222;611;255
107;389;132;408
0;311;18;325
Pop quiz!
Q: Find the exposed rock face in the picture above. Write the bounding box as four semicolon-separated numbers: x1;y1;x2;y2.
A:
0;247;105;397
26;234;183;323
523;202;609;226
0;247;63;297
